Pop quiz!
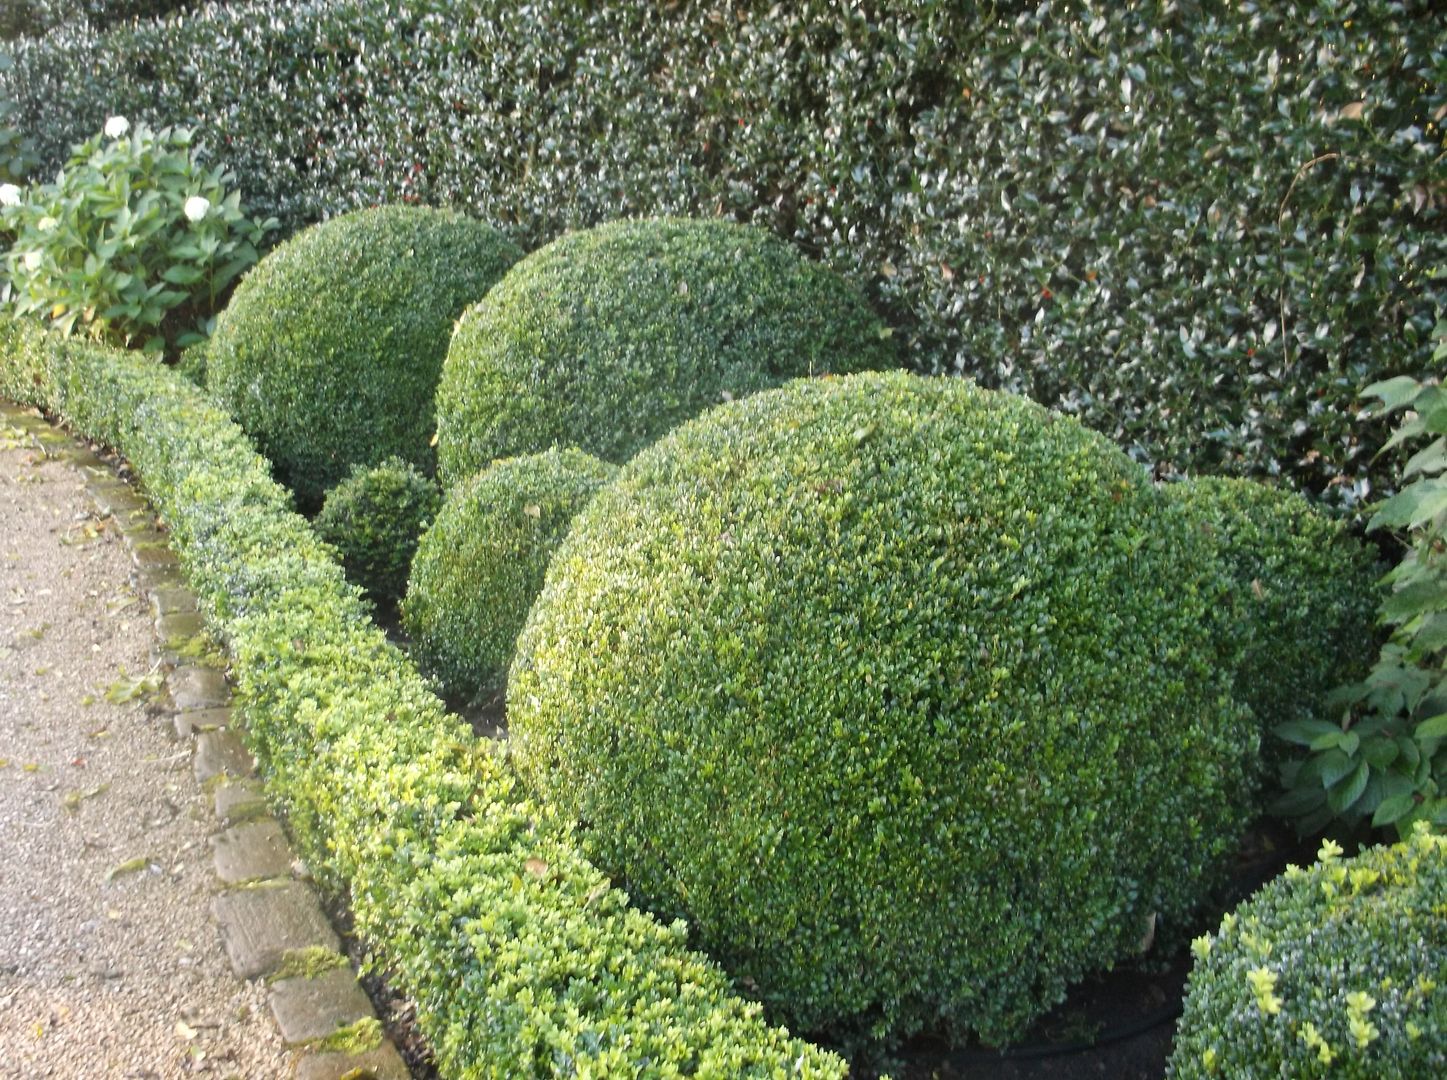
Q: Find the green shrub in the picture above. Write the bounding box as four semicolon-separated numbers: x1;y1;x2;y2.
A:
0;117;273;353
206;205;521;507
510;370;1259;1047
403;447;616;702
1168;826;1447;1079
0;316;846;1077
314;457;439;608
434;217;896;485
1167;476;1380;773
3;1;1440;506
1275;337;1447;837
0;1;198;40
0;52;34;183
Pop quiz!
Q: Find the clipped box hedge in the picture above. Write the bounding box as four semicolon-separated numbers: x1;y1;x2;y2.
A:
435;217;897;483
207;204;522;506
0;317;845;1078
1169;828;1446;1079
2;0;1441;506
404;447;618;703
512;371;1260;1047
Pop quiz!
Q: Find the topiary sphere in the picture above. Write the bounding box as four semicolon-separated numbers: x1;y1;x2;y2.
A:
402;447;617;703
208;205;522;506
1169;827;1447;1080
433;216;898;487
509;370;1259;1046
314;457;440;607
1168;476;1380;769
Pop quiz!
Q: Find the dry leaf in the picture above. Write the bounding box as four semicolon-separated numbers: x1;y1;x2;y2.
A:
524;858;549;878
1338;101;1365;121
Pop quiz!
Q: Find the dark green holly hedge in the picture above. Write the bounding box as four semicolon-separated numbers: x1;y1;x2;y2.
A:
206;205;521;506
1168;476;1381;772
0;0;197;41
0;316;845;1076
510;370;1260;1047
403;448;617;702
435;218;896;484
1169;828;1447;1079
315;457;439;608
3;0;1439;506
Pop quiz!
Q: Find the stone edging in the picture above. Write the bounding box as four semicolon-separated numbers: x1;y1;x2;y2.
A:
3;402;409;1080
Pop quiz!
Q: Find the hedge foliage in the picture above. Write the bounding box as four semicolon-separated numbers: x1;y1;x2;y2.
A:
435;217;896;484
0;0;196;41
404;448;617;702
0;317;846;1077
1167;476;1381;771
206;205;521;506
1168;827;1447;1079
3;1;1440;506
314;457;439;608
510;371;1259;1047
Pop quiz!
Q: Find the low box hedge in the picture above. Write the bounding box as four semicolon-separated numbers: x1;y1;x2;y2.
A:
0;316;845;1077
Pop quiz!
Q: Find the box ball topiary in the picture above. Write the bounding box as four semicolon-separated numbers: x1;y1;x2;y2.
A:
1167;476;1381;773
508;370;1260;1047
433;216;898;487
1168;826;1447;1079
207;204;522;506
403;447;617;703
314;457;440;608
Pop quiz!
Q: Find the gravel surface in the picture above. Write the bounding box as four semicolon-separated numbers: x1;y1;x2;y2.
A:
0;414;292;1078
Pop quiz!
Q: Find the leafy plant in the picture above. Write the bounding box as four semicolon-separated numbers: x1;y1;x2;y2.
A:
0;52;34;184
206;204;521;506
1166;476;1380;774
1275;319;1447;836
435;217;897;485
402;447;616;702
314;457;440;608
3;0;1441;505
0;117;274;353
511;371;1258;1048
1169;826;1446;1079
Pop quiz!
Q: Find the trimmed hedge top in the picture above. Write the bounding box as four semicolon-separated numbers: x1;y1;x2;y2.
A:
4;0;1440;506
0;317;846;1077
1169;827;1447;1079
403;447;617;702
207;204;521;506
434;216;897;485
510;370;1259;1047
1168;476;1381;771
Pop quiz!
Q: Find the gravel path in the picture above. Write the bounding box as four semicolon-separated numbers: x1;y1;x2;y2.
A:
0;412;292;1078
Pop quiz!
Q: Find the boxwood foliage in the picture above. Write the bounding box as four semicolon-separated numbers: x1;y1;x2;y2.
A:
435;217;896;485
510;370;1259;1048
2;3;1439;507
0;317;846;1077
1168;827;1447;1079
404;448;617;702
206;205;521;507
1167;476;1381;773
314;456;440;608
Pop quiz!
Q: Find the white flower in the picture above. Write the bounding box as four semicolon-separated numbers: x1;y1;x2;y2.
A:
22;250;42;272
104;116;130;139
36;216;57;233
0;183;20;208
182;195;211;222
